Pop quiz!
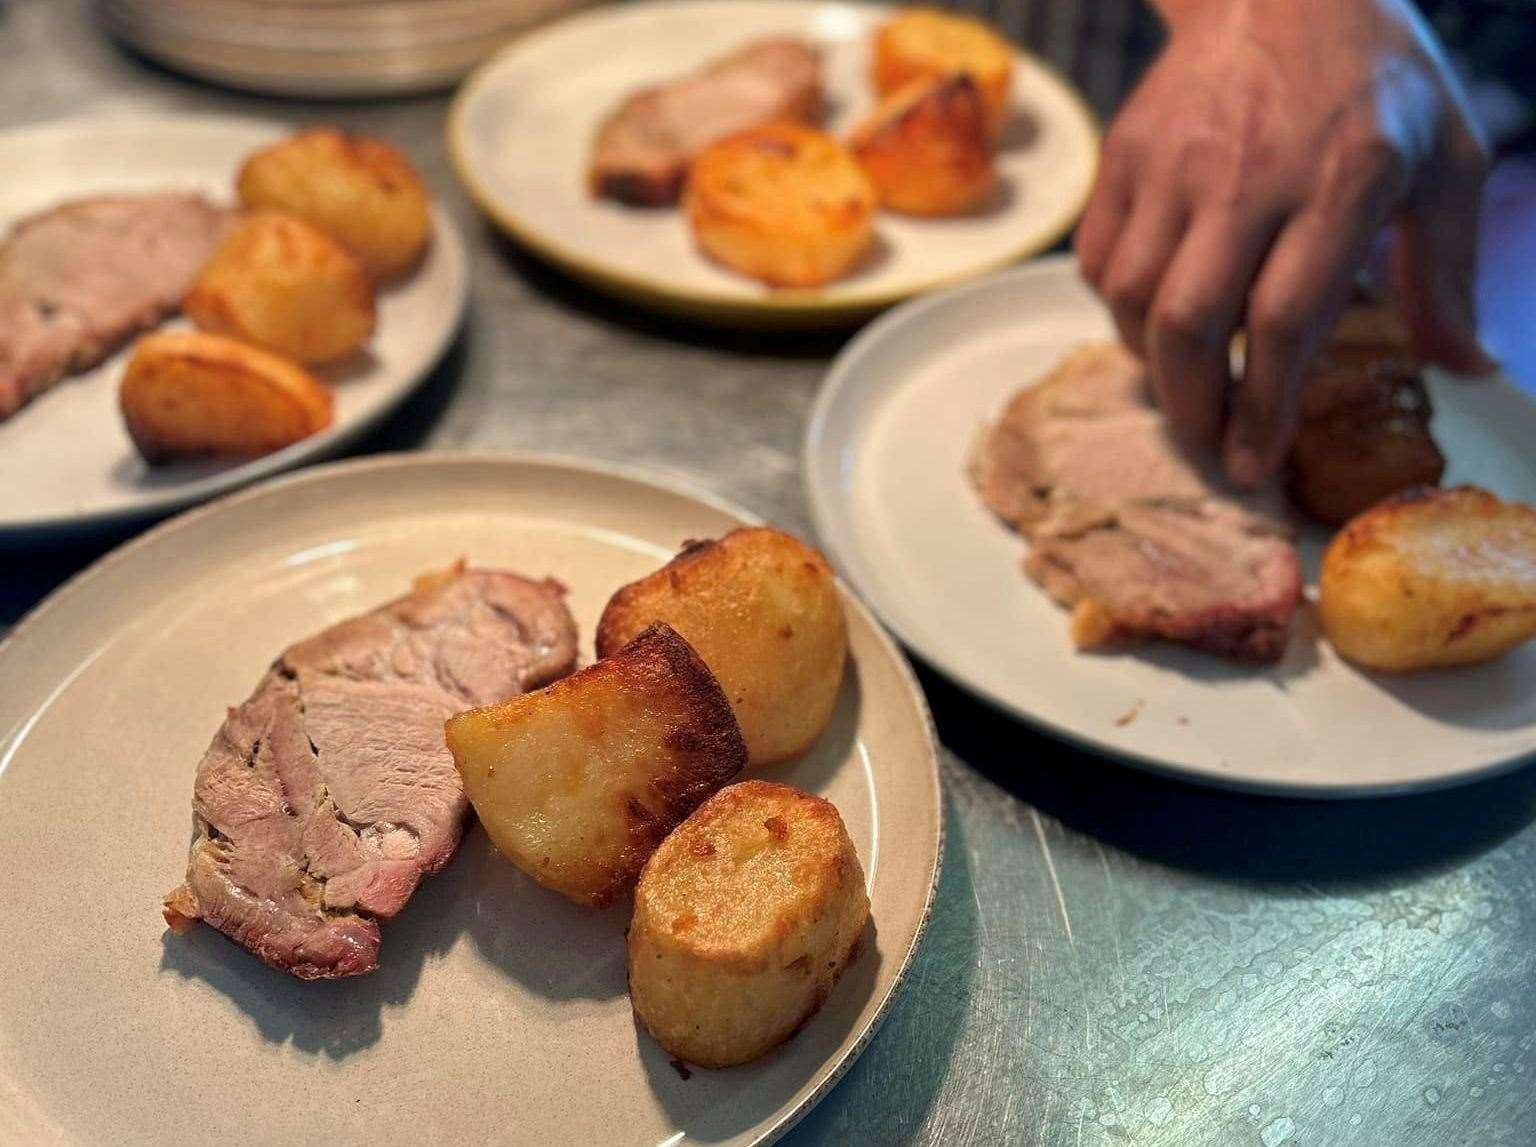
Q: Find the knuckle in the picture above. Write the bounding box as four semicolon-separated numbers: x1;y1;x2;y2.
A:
1248;296;1307;349
1151;297;1221;351
1319;125;1409;208
1103;269;1155;318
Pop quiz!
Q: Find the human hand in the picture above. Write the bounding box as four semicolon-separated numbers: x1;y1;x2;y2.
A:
1076;0;1493;486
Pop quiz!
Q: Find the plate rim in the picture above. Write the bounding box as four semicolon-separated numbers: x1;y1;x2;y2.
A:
805;254;1536;799
0;449;944;1146
0;112;471;541
445;0;1100;327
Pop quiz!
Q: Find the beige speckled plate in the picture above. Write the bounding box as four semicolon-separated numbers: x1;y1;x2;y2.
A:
0;453;941;1146
0;115;468;540
448;0;1098;327
807;256;1536;796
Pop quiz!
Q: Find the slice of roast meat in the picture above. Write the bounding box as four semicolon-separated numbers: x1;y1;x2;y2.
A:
0;192;231;419
162;567;578;980
969;343;1210;533
1025;499;1303;663
590;37;823;207
970;342;1302;662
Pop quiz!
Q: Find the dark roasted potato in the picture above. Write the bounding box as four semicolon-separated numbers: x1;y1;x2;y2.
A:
1287;354;1445;526
850;74;995;217
596;527;848;767
446;622;746;907
627;780;869;1068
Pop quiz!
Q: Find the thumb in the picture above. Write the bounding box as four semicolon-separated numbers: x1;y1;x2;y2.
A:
1392;145;1497;376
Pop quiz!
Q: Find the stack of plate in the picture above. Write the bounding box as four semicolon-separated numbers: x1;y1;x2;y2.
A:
97;0;593;98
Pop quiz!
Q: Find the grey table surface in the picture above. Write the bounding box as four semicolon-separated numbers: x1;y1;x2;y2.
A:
4;2;1535;1145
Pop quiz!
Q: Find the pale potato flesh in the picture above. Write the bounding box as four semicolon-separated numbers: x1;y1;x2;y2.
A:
628;780;869;1068
1320;486;1536;671
446;623;746;907
596;527;849;767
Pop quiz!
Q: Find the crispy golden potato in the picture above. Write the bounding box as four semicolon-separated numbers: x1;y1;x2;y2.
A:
446;622;747;908
596;527;848;767
1288;356;1445;527
872;8;1014;138
183;210;375;365
628;780;869;1068
1320;486;1536;671
119;330;332;463
850;74;994;216
237;127;431;280
685;124;876;289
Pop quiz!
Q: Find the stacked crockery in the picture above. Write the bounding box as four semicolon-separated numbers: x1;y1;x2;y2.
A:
97;0;592;98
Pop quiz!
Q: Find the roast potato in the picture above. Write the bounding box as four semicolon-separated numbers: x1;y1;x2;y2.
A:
237;127;431;280
685;124;876;289
872;8;1014;137
1288;356;1445;526
596;527;848;767
120;330;332;463
850;74;994;216
183;210;375;365
627;780;869;1068
446;622;747;908
1319;486;1536;671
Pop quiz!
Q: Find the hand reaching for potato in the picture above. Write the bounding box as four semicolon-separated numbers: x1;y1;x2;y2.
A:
1077;0;1493;487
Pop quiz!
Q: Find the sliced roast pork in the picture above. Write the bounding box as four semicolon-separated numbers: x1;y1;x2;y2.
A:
970;343;1302;662
0;192;230;419
590;37;823;206
1026;500;1302;662
162;567;578;980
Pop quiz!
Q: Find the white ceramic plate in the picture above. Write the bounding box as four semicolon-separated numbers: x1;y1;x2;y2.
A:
0;453;941;1145
0;115;468;540
806;255;1536;796
448;0;1098;326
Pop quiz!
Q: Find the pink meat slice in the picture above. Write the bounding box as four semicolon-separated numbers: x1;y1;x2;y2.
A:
970;343;1302;662
0;192;231;419
162;568;579;980
589;37;823;207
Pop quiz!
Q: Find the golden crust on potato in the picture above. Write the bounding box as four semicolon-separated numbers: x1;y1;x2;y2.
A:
1319;486;1536;671
684;124;876;289
119;330;332;463
627;780;869;1068
872;8;1014;137
446;622;747;908
850;74;995;216
596;527;848;767
183;210;376;365
237;127;431;280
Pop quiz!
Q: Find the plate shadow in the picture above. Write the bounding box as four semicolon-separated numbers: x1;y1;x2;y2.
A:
919;662;1536;891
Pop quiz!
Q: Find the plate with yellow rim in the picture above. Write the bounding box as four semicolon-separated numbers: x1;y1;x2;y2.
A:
448;0;1098;327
